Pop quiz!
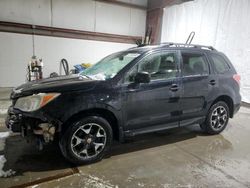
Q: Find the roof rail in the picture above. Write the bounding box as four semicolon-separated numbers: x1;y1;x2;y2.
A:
160;42;217;51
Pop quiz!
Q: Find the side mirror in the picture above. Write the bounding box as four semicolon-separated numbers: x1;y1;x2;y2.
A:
134;72;150;84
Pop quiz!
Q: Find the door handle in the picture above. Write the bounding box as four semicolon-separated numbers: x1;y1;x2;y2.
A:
170;84;179;92
209;80;216;86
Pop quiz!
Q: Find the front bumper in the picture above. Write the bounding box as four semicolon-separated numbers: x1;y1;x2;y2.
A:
5;106;22;132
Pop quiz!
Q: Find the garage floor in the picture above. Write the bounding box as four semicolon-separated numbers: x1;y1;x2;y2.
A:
1;88;250;188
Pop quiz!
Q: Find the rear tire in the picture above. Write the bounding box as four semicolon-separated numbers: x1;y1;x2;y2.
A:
201;101;229;134
59;116;113;165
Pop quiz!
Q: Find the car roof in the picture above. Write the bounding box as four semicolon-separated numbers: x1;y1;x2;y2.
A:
127;43;217;54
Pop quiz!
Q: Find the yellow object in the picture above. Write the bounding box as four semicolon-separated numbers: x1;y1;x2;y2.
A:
82;63;92;68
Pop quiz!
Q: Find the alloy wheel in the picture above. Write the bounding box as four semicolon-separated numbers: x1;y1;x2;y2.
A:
210;106;228;131
71;123;107;159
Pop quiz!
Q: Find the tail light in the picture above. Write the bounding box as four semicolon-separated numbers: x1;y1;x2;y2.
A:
233;74;241;85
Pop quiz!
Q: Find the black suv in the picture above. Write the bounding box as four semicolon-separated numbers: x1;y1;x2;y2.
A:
6;43;241;164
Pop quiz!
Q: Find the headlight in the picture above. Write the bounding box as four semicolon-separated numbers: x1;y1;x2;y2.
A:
14;93;60;112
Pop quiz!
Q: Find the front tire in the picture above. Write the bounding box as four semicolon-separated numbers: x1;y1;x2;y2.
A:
201;101;230;134
59;116;113;165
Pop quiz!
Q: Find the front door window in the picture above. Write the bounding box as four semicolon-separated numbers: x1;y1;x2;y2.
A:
125;51;178;83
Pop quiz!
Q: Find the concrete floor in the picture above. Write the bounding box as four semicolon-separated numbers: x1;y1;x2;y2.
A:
1;88;250;187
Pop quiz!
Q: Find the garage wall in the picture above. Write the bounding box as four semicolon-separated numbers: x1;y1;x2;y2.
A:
0;32;134;87
0;0;146;36
0;0;147;87
161;0;250;103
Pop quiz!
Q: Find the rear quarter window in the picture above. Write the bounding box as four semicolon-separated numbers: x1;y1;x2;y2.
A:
210;54;230;74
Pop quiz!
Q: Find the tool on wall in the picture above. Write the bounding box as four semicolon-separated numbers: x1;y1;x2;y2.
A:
27;25;44;81
185;31;195;44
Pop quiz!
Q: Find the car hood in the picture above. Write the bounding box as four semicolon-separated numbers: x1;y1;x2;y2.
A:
11;75;99;99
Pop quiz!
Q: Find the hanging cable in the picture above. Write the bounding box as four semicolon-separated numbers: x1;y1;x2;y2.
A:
32;25;36;56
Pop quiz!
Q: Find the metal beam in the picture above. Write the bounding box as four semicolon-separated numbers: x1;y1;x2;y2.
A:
0;21;140;44
146;8;163;44
95;0;147;10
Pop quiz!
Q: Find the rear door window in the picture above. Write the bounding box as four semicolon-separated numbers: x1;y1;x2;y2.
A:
181;52;209;76
210;54;230;74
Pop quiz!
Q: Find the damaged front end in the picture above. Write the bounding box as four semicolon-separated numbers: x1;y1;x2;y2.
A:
33;123;56;143
5;92;61;150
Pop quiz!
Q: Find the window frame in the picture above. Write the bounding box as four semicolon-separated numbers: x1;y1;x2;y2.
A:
180;51;211;78
209;53;231;74
122;50;180;85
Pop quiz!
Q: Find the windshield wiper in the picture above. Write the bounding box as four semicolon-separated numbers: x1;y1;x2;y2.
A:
79;74;92;80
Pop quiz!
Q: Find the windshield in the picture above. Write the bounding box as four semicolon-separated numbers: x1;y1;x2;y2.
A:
80;52;141;80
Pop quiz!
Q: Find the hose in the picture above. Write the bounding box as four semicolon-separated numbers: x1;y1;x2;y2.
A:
60;58;69;75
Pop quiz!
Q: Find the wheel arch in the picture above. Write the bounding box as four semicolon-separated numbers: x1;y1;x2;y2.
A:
211;95;234;118
61;108;122;141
